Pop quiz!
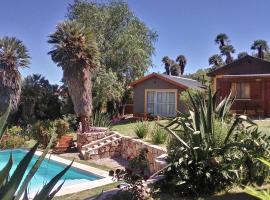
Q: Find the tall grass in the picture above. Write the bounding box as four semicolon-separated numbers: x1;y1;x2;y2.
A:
134;121;149;139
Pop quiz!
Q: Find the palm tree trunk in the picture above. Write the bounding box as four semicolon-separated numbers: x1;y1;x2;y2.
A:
258;48;263;59
79;115;91;133
64;67;93;133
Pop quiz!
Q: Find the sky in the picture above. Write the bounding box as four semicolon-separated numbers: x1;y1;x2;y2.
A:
1;0;270;84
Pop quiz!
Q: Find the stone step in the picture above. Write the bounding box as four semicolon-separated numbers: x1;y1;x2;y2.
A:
82;132;121;150
85;138;122;156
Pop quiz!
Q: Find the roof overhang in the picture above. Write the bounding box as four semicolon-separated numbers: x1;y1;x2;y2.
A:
222;74;270;78
130;73;189;89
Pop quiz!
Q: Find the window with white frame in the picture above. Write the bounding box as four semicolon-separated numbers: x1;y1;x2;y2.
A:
146;90;176;116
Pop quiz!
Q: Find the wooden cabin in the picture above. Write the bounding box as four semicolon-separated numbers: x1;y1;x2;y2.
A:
208;55;270;117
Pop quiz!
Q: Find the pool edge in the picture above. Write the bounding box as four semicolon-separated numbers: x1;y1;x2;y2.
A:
34;150;113;197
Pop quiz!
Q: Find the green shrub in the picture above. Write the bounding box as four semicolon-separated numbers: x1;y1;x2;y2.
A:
54;119;70;137
31;121;54;148
92;112;111;128
0;134;25;149
158;87;270;197
245;159;270;199
152;126;167;144
179;88;206;111
110;148;149;200
134;121;149;139
7;125;23;136
63;114;77;131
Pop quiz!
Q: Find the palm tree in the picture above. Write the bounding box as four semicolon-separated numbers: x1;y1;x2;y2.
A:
237;52;248;59
162;56;171;75
208;54;223;67
215;33;229;47
176;55;187;75
251;40;269;59
220;45;235;64
0;37;30;113
48;20;100;133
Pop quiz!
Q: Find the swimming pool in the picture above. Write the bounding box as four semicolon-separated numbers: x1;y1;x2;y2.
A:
0;149;110;196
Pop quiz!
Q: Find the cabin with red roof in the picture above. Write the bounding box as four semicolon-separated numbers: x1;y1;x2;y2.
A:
130;72;204;118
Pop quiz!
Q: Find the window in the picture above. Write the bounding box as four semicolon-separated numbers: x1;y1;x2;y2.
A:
146;90;176;116
146;91;155;114
232;82;250;99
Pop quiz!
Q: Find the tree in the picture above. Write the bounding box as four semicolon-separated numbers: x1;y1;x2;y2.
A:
170;62;181;76
0;37;30;113
176;55;187;75
162;56;181;76
220;45;235;64
215;33;234;64
215;33;229;47
48;20;100;133
22;75;61;123
237;52;248;59
185;68;211;86
68;0;157;115
208;54;223;68
162;56;172;75
251;40;269;59
92;68;124;112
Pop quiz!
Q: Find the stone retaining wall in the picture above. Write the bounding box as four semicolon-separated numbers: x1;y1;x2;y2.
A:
120;136;166;173
77;131;167;173
77;127;109;149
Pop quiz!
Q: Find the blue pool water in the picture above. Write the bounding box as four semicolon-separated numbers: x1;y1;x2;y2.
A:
0;149;102;194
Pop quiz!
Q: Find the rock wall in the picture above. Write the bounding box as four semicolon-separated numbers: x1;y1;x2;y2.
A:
77;127;109;149
77;131;167;173
120;136;166;173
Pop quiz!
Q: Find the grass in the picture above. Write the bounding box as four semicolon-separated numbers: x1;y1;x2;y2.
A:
111;119;169;146
53;182;119;200
255;120;270;135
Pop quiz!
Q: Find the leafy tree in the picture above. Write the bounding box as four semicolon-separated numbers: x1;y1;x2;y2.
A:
238;51;248;59
48;20;100;133
67;0;157;115
92;68;124;111
0;37;30;113
176;55;187;75
13;74;62;125
251;40;269;59
59;80;75;116
220;45;235;64
185;68;210;86
208;54;223;68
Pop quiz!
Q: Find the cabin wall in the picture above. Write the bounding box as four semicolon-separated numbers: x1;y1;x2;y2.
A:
133;77;184;115
216;77;270;117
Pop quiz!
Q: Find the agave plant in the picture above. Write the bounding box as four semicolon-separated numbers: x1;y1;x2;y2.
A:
0;107;72;200
245;159;270;200
158;87;270;196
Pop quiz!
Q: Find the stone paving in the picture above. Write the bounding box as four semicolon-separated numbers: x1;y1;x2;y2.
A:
59;152;128;170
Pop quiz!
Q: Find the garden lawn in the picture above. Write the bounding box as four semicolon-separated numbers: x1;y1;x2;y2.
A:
53;182;119;200
111;119;169;146
255;120;270;135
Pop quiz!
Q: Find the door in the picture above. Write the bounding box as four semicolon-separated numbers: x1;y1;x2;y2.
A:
146;90;176;117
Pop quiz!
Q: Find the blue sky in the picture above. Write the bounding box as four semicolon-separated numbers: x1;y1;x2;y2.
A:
1;0;270;84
